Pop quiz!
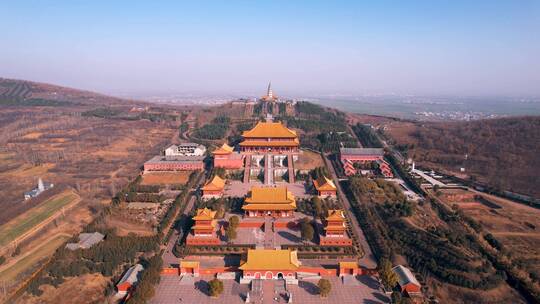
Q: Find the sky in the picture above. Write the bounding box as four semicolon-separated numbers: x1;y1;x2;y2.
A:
1;1;539;97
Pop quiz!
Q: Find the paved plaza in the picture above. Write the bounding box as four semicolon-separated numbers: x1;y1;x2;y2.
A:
151;275;388;304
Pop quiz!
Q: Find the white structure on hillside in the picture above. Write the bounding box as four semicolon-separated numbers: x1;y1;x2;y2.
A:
164;143;206;157
24;178;54;200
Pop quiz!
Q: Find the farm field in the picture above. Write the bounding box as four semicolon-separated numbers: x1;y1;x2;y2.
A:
0;233;71;282
141;171;193;185
0;191;79;247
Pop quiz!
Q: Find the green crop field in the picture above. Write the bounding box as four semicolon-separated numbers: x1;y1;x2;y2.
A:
0;234;70;282
0;192;78;247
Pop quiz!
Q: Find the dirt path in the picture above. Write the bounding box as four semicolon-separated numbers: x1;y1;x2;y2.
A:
491;231;540;237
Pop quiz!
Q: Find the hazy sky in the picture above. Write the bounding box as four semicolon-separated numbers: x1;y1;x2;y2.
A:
1;1;539;97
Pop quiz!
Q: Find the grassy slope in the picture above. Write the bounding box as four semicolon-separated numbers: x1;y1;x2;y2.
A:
0;192;78;246
0;234;70;282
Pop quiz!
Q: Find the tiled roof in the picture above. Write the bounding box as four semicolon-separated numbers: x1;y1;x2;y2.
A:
213;143;234;154
245;186;295;204
202;175;225;191
313;176;337;191
392;265;421;287
118;264;144;286
239;249;301;271
242;122;297;138
339;261;359;269
239;139;299;147
192;207;217;220
340;148;384;156
326;209;345;221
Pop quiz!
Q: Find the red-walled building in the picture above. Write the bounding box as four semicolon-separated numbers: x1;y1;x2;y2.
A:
239;121;299;154
392;265;422;294
186;208;220;245
116;264;144;296
143;155;204;172
239;249;301;283
213;143;244;169
313;175;337;197
201;175;225;198
320;209;352;246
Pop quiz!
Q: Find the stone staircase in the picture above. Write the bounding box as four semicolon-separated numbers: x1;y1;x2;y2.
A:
286;154;295;183
243;155;251;183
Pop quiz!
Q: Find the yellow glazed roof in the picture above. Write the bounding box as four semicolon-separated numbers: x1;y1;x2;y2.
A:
192;207;217;220
245;186;295;204
239;139;299;147
326;209;345;221
213;143;234;154
242;203;296;211
180;261;200;268
242;122;297;138
239;249;301;271
339;261;358;269
313;176;337;191
202;175;225;191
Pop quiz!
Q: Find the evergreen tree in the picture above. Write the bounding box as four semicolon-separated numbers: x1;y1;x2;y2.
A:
378;258;398;290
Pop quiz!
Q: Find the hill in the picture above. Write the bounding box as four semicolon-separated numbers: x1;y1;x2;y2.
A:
0;78;131;106
384;116;540;198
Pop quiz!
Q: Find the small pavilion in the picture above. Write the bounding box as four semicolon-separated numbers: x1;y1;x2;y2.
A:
313;175;337;197
201;175;225;198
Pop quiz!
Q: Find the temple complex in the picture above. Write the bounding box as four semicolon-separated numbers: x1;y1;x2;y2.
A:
313;175;337;197
242;186;296;218
239;121;299;154
186;208;219;245
320;209;352;246
201;175;225;198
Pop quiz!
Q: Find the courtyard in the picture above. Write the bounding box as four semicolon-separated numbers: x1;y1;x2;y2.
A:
150;274;389;304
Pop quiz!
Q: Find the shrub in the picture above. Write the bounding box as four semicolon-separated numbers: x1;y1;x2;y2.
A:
318;278;332;297
208;278;224;297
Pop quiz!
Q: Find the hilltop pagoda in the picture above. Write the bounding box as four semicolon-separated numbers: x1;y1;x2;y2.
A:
239;121;299;153
242;186;296;218
261;82;278;102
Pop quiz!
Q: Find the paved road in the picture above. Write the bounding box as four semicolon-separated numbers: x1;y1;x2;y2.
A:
322;154;377;269
162;194;197;266
161;173;205;266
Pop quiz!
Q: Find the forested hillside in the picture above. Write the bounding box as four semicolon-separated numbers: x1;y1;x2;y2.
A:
387;117;540;198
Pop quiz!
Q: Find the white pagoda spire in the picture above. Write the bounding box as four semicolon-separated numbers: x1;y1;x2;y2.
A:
38;178;45;191
267;81;273;99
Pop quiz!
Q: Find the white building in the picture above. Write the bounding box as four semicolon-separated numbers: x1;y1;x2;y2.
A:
24;178;54;200
164;143;206;157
